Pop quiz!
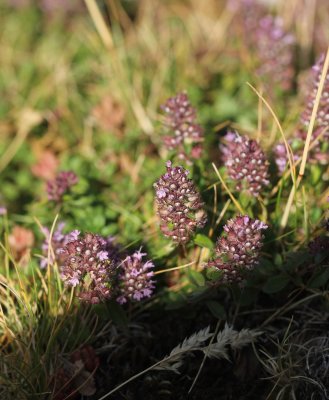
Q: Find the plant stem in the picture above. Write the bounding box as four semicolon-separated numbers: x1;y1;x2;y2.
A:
84;0;113;50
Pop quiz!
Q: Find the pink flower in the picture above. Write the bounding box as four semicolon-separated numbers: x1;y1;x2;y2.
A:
206;215;268;283
161;92;204;163
47;171;78;202
154;161;207;244
220;132;269;196
117;248;155;304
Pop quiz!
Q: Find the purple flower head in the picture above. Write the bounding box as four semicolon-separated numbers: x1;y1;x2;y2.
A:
301;54;329;129
256;18;295;91
276;55;329;170
117;248;155;304
297;55;329;166
161;92;204;163
221;132;270;196
47;171;78;202
59;232;118;304
153;161;207;244
206;215;268;283
236;3;295;92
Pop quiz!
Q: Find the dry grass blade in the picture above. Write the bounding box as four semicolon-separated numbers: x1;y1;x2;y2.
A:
246;83;296;186
212;163;245;214
280;46;329;229
84;0;113;50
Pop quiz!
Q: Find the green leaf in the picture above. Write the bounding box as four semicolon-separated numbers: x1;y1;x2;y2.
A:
206;267;222;282
310;165;321;185
257;258;276;274
188;269;205;287
309;268;329;288
206;300;226;319
71;177;89;194
262;274;290;294
194;234;214;250
274;254;283;267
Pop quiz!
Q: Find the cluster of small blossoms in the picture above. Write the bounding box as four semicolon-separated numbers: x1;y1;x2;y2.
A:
253;15;295;91
298;55;329;164
55;229;155;305
274;55;329;173
40;221;120;270
161;92;204;163
301;55;329;129
220;132;270;197
233;1;295;92
117;248;155;304
154;161;207;244
59;232;116;304
206;215;268;283
47;171;78;202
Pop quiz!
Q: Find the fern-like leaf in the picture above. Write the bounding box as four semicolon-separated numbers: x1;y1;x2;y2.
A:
206;324;261;359
155;326;212;372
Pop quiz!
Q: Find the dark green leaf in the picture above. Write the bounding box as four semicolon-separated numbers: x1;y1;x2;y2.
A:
309;268;329;288
206;300;226;319
262;274;290;294
206;267;223;281
194;234;214;250
188;269;205;287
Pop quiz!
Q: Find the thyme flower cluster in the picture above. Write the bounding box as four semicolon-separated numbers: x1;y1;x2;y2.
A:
42;222;155;304
161;92;204;162
59;232;115;304
47;171;78;202
234;0;295;92
117;249;155;304
274;55;329;173
206;215;268;283
253;15;295;91
301;54;329;129
154;161;207;244
221;132;270;196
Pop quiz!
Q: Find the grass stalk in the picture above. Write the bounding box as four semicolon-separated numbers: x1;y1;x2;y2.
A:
280;47;329;229
84;0;113;50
